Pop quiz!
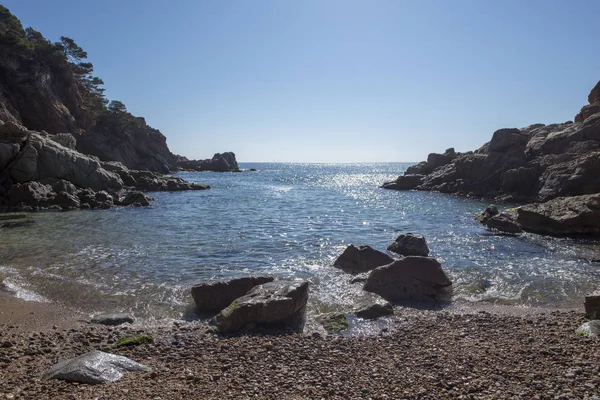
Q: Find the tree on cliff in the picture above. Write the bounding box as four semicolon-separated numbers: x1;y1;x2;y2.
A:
57;36;87;62
0;5;32;50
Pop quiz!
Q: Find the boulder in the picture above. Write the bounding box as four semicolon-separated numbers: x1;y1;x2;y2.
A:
387;233;429;256
576;321;600;338
476;206;523;234
355;302;394;319
191;276;274;312
487;128;529;154
119;191;151;207
584;291;600;320
44;350;151;384
90;313;135;326
515;193;600;236
210;280;309;333
363;257;452;303
333;245;394;274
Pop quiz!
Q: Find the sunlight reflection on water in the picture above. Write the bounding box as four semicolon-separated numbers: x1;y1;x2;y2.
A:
1;163;599;322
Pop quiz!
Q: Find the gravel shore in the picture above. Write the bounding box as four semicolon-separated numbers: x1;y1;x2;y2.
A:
1;293;599;400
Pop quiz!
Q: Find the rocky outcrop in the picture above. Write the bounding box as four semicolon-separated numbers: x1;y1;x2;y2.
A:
333;245;394;274
44;350;151;384
0;120;209;211
477;193;600;236
210;281;309;333
100;161;209;192
76;114;177;174
382;80;600;203
363;257;452;303
387;233;430;257
476;205;522;234
176;152;240;172
191;276;274;312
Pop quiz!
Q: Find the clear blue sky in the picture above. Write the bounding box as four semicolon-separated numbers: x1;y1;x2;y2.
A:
4;0;599;162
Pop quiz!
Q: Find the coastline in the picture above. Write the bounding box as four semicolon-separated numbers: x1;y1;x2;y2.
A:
1;291;598;399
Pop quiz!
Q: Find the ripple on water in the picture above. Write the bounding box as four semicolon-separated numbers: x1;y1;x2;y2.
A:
1;163;599;324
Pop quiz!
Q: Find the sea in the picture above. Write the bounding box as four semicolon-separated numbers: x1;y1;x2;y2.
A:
1;163;599;324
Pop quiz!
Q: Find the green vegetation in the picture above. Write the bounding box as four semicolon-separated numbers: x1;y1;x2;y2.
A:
112;334;154;348
0;5;118;121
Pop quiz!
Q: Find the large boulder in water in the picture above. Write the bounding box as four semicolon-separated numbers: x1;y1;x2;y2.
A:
387;233;429;256
210;280;309;333
333;245;394;274
363;257;452;303
476;205;523;234
44;350;151;384
191;276;274;312
515;193;600;236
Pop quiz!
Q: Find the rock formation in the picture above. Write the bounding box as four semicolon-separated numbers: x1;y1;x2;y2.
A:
76;113;178;174
333;245;394;274
363;257;452;303
176;152;241;172
191;276;274;312
0;4;237;198
210;280;309;333
382;80;600;204
387;233;430;257
0;121;209;212
477;193;600;236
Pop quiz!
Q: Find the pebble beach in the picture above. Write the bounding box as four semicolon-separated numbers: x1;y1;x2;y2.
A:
1;292;599;400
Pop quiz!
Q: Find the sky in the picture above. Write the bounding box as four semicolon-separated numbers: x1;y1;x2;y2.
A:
3;0;600;162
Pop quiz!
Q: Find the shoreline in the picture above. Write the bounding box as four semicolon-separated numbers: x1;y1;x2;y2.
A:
2;290;598;399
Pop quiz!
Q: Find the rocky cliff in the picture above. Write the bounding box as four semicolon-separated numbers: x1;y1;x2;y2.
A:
0;6;238;176
382;80;600;203
0;119;209;212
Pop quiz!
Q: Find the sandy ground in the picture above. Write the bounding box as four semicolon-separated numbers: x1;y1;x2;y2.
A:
1;293;599;400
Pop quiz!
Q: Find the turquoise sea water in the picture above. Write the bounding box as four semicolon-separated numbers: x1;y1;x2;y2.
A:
1;163;599;321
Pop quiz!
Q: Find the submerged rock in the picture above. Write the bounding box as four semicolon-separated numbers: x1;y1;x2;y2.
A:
90;313;134;326
363;257;452;303
333;245;394;274
211;280;309;333
315;312;349;334
355;302;394;320
118;191;151;207
44;350;151;384
387;233;429;257
191;276;274;312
